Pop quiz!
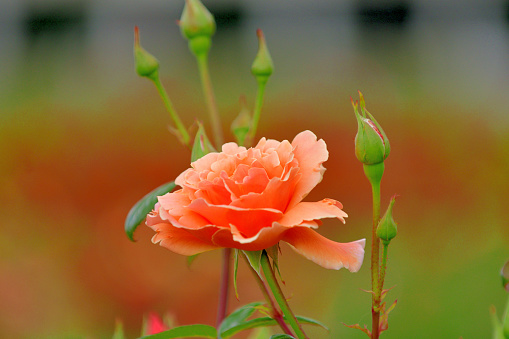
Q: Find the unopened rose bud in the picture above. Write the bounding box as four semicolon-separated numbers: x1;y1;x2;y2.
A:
179;0;216;56
231;96;252;146
191;121;216;162
376;195;398;245
134;26;159;80
352;92;390;166
251;29;274;83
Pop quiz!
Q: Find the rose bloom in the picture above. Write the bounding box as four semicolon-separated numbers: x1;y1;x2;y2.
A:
147;130;365;271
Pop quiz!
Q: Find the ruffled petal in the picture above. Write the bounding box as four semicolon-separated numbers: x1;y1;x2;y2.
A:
287;130;329;209
157;190;192;216
278;199;347;226
211;222;289;249
282;227;365;271
187;199;283;238
148;222;221;256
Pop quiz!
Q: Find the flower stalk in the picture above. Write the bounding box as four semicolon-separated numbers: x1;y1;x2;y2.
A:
367;165;382;339
247;29;273;145
180;0;223;147
241;251;294;336
260;251;308;339
134;26;190;146
353;93;393;339
196;52;224;147
216;248;232;328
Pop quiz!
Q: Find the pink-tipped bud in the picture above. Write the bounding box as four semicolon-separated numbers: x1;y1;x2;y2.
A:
353;91;390;166
501;260;509;292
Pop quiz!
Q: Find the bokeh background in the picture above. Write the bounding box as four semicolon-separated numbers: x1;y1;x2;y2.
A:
1;0;508;338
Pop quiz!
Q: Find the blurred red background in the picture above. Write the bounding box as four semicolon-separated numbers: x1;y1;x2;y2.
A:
1;1;508;338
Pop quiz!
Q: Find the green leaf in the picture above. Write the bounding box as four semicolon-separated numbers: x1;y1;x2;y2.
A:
139;324;217;339
294;316;329;331
221;317;275;338
243;250;263;278
220;301;264;336
270;335;295;339
220;315;326;339
125;181;176;241
247;327;272;339
233;249;239;300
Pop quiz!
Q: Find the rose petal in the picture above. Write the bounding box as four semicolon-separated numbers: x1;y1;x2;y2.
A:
149;222;221;256
229;167;300;212
211;222;289;249
157;190;192;216
187;199;283;238
278;199;347;226
287;130;329;209
282;227;365;271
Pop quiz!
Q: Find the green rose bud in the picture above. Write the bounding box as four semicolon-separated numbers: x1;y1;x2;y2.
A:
376;195;398;245
231;96;252;146
179;0;216;56
251;29;274;83
133;26;160;80
352;91;390;165
191;121;216;162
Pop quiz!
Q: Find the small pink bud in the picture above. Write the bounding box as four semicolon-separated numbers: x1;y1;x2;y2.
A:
501;260;509;292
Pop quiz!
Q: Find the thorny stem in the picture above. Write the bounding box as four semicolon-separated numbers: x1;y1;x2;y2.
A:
363;163;383;339
240;252;294;336
379;243;389;296
196;52;224;147
260;251;308;339
151;76;190;146
371;179;381;339
216;248;231;328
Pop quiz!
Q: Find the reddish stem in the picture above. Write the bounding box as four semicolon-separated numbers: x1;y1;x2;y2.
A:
216;248;231;328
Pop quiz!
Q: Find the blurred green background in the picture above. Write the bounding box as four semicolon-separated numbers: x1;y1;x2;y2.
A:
1;0;508;338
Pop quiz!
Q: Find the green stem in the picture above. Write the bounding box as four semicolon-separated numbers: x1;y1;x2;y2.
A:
371;181;381;339
151;75;190;146
363;163;384;339
240;252;294;336
379;243;389;295
503;293;509;338
260;251;308;339
195;52;223;147
247;76;268;144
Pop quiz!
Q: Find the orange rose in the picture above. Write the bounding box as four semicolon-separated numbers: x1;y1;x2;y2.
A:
147;131;365;271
